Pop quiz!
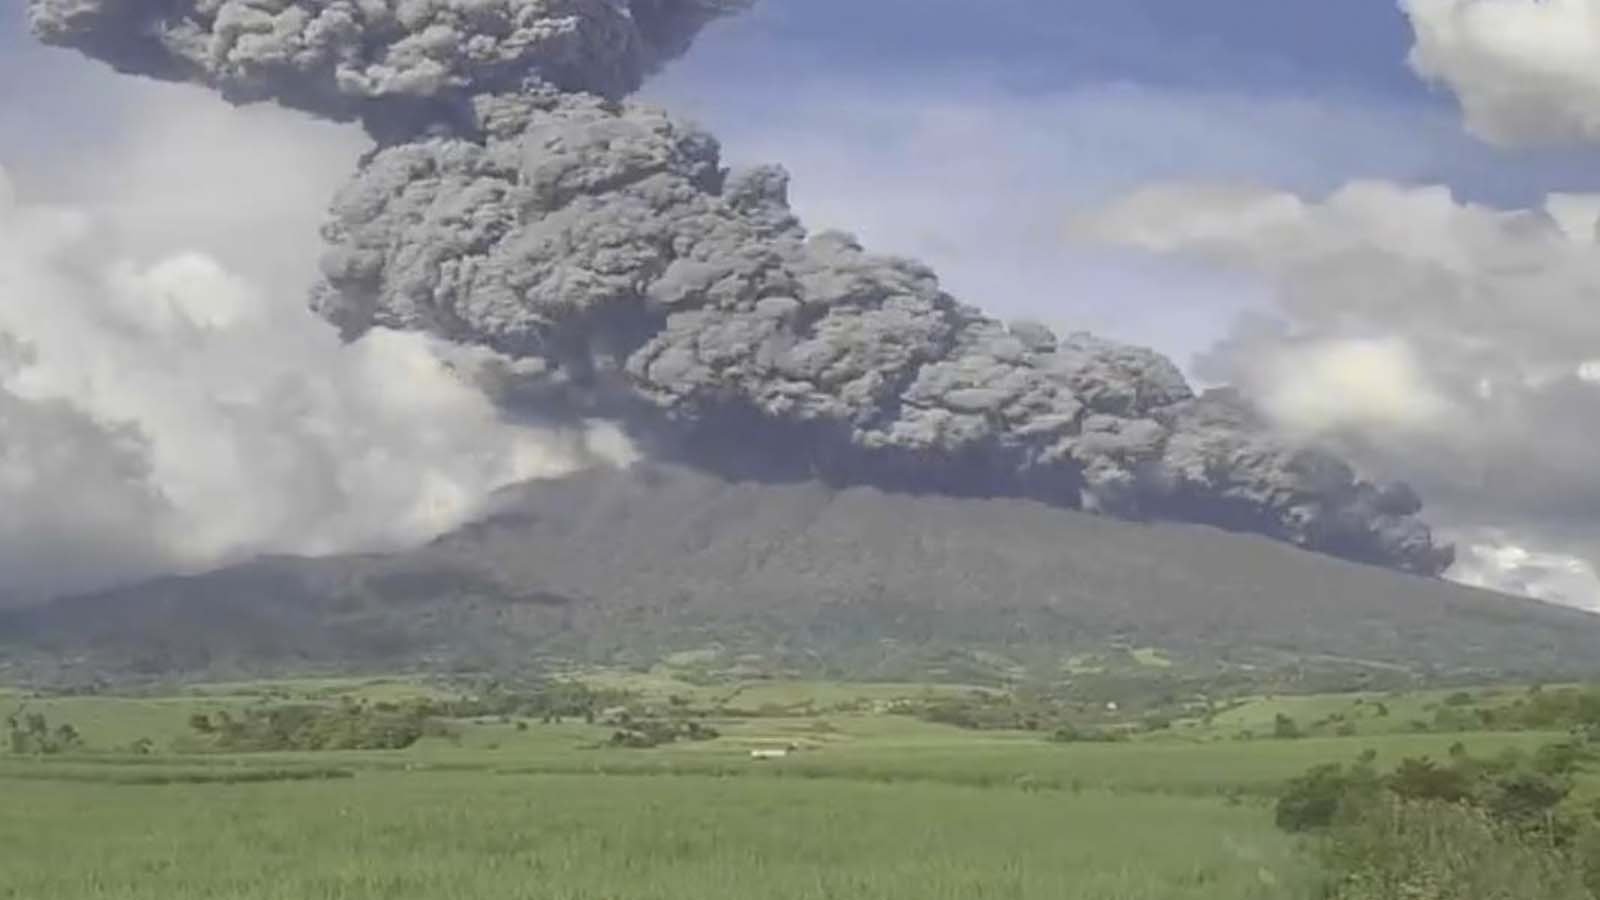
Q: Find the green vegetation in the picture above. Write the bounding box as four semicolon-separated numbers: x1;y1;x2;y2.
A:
606;716;721;749
181;702;447;752
1;774;1310;900
1322;799;1589;900
5;710;82;755
12;674;1600;899
1274;713;1305;740
1276;738;1600;898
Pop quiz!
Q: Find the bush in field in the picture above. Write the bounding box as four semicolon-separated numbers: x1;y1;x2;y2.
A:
900;691;1102;734
1273;713;1303;740
1322;798;1590;900
912;694;1024;731
1282;741;1597;899
393;680;635;725
1280;744;1579;838
608;719;720;749
1413;686;1600;738
1276;762;1380;832
186;703;452;752
1386;757;1474;806
5;711;84;755
1048;724;1126;744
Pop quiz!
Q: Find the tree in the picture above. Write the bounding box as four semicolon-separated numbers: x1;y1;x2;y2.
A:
5;715;24;755
1388;757;1472;805
1276;762;1379;832
1273;713;1303;740
4;711;85;755
52;724;82;752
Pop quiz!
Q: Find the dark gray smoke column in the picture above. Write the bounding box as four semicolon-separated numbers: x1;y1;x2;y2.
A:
29;0;1454;575
27;0;749;137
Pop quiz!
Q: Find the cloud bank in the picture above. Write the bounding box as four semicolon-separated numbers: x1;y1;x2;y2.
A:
0;150;623;603
1071;0;1600;609
1079;180;1600;608
1405;0;1600;147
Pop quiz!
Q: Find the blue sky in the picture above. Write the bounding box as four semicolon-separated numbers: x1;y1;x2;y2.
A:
641;1;1600;364
4;0;1599;363
678;0;1426;99
655;0;1600;203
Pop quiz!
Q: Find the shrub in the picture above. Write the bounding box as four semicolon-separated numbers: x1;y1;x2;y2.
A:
1048;724;1124;744
1280;740;1594;899
1276;762;1380;833
1322;798;1589;900
185;704;449;752
5;712;84;755
608;719;720;749
1387;757;1473;806
1273;713;1303;740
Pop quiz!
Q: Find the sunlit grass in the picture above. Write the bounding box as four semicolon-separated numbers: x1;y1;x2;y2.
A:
1;773;1315;900
2;675;1582;900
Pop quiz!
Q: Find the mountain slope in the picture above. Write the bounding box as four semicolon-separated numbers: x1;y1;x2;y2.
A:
2;463;1595;683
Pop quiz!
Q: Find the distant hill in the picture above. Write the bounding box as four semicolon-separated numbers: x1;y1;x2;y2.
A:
2;463;1597;685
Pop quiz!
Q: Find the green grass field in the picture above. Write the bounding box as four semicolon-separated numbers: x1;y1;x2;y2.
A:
0;676;1583;899
2;774;1316;900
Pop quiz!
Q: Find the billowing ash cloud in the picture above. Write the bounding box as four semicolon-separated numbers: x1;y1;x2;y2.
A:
308;93;1450;573
29;0;1454;576
28;0;749;138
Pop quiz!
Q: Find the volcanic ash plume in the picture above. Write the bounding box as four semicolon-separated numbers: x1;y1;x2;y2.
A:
27;0;750;138
30;0;1454;575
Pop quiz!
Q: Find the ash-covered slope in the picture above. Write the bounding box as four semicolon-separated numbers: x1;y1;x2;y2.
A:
3;464;1594;682
29;0;1453;574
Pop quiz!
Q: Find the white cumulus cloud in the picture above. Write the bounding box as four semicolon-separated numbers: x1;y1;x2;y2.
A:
1077;178;1600;609
1251;337;1453;437
1405;0;1600;146
0;162;624;603
1453;536;1600;611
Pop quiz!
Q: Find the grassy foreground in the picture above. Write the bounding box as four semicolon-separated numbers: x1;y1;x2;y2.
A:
0;675;1581;899
2;774;1310;900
